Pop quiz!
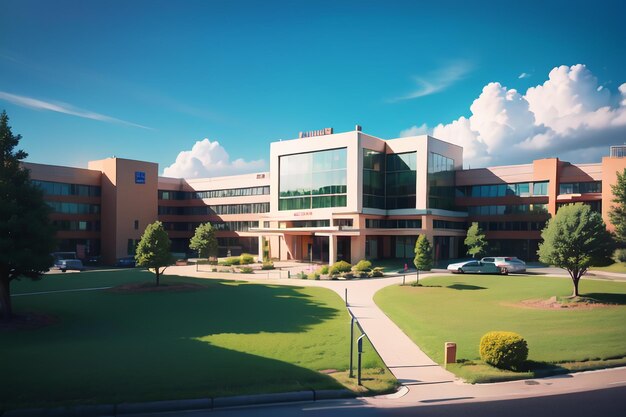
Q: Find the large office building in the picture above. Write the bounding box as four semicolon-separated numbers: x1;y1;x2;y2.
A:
24;128;626;265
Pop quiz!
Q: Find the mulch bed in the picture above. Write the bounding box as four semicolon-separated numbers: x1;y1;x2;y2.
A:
512;296;615;310
107;282;206;293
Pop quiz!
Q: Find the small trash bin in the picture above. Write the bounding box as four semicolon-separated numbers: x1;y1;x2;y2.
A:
444;342;456;366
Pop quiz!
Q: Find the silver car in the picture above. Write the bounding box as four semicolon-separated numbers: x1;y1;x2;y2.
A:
447;260;505;274
55;259;84;272
481;257;526;273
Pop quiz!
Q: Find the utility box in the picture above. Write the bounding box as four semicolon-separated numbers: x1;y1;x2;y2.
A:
444;342;457;366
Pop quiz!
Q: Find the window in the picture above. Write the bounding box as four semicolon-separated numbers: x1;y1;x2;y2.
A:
134;220;139;230
363;149;386;209
428;153;455;209
558;181;601;195
32;180;101;197
386;152;417;209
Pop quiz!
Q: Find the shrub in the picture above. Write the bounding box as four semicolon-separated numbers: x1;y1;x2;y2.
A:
340;271;354;279
369;267;384;278
353;259;372;272
222;257;240;266
329;260;352;276
479;331;529;370
613;248;626;263
261;261;275;270
297;271;308;279
318;265;329;275
239;253;254;265
238;266;254;274
307;272;320;280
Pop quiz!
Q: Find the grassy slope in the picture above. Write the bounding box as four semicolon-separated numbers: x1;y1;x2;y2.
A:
1;270;394;410
591;262;626;273
375;274;626;382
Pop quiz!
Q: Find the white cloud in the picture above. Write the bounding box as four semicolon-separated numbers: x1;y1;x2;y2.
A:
390;61;472;102
399;123;429;137
0;91;152;130
163;138;266;178
518;72;531;79
402;64;626;167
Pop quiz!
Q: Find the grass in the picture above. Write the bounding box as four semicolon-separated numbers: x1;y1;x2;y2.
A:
374;274;626;383
590;262;626;273
1;269;396;411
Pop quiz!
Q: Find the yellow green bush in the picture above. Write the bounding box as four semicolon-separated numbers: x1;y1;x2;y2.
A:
479;331;528;370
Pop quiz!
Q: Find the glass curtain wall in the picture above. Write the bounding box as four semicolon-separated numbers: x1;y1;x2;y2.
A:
279;148;347;210
428;152;455;209
363;149;385;209
386;152;417;209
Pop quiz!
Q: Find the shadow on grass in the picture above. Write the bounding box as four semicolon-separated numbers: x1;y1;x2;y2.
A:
1;272;348;410
582;293;626;305
447;284;487;291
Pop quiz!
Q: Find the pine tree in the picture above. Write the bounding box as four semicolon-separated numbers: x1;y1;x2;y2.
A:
413;235;433;285
0;111;57;320
189;222;218;260
609;168;626;245
465;222;487;258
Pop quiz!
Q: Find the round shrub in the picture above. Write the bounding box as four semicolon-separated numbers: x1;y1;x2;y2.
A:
613;248;626;263
329;260;352;275
222;257;240;266
318;265;329;275
239;253;254;265
479;331;529;370
353;259;372;272
261;261;275;270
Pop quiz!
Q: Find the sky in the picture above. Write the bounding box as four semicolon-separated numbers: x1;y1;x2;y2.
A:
1;0;625;177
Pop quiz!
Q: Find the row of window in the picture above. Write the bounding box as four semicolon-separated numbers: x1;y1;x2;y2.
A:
365;219;422;229
433;220;467;230
158;203;270;216
466;204;548;216
162;221;259;232
47;201;101;214
52;220;101;231
278;195;347;211
559;182;601;194
280;220;331;228
475;221;547;232
33;180;101;197
158;186;270;200
456;181;548;198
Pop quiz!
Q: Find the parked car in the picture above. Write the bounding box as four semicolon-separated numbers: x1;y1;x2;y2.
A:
55;259;84;272
481;256;527;273
115;256;136;268
447;260;506;275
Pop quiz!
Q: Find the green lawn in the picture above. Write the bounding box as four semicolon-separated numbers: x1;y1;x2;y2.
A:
591;262;626;273
375;274;626;383
1;269;395;411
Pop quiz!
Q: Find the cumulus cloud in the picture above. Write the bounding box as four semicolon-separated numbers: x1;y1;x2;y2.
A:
399;123;429;137
402;64;626;167
162;138;266;178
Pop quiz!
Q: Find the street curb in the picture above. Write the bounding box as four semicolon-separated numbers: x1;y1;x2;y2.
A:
0;389;356;417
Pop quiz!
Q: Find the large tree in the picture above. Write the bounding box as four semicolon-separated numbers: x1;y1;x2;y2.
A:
189;222;218;260
465;222;487;258
538;203;613;297
135;221;172;286
0;111;56;320
609;168;626;245
413;235;433;285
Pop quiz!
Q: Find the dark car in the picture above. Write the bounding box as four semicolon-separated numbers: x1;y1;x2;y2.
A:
115;257;136;268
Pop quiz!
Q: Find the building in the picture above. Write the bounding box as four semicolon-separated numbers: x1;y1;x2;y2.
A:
24;128;626;265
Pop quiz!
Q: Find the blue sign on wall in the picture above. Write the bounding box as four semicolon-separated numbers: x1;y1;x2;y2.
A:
135;171;146;184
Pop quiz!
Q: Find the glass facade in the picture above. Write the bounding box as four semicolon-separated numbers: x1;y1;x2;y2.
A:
456;181;547;198
279;148;347;210
466;204;548;216
52;220;101;231
428;152;455;209
158;186;270;200
558;181;602;194
365;219;422;228
33;180;101;197
386;152;416;209
47;201;101;214
363;149;385;209
158;203;269;215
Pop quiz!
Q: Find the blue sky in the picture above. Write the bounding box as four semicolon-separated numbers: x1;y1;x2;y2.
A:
1;0;625;176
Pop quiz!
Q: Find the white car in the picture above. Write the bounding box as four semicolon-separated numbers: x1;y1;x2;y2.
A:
481;257;526;273
55;259;84;272
447;260;504;274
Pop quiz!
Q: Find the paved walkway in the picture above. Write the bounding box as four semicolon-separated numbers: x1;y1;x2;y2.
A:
163;264;626;406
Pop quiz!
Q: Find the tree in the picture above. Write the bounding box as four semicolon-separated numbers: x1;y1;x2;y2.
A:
189;222;218;260
135;221;172;286
465;222;487;258
0;110;56;320
538;203;613;297
413;235;433;285
609;168;626;245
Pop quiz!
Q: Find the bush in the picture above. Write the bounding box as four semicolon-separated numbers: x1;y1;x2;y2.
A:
307;272;320;280
222;257;241;266
297;271;308;279
479;331;529;370
613;248;626;263
239;253;254;265
329;260;352;276
261;261;275;270
318;265;329;275
239;266;254;274
353;259;372;272
340;271;354;279
369;267;384;278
